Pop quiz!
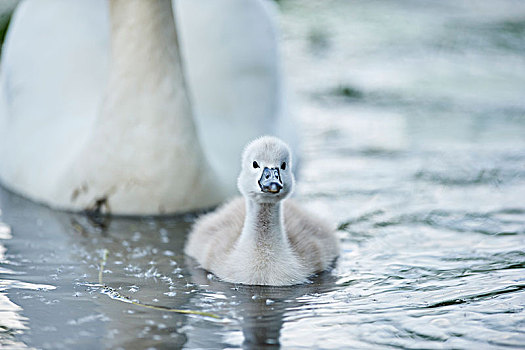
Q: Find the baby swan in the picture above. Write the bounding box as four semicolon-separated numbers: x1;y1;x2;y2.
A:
185;136;339;286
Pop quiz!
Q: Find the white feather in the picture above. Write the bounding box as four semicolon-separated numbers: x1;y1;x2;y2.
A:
0;0;296;214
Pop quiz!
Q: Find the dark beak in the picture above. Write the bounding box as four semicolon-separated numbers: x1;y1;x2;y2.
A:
258;167;283;193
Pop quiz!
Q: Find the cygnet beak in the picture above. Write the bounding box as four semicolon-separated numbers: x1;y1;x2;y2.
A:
258;167;283;194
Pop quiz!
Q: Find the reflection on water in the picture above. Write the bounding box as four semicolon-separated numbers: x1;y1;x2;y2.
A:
0;190;344;349
1;0;525;348
0;220;27;349
0;219;56;349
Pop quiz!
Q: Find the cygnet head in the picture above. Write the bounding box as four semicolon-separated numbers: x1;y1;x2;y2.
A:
238;136;294;203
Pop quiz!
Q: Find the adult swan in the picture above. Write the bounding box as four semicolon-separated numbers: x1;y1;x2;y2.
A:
0;0;294;215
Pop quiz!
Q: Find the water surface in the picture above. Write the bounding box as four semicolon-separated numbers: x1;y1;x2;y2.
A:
1;0;525;348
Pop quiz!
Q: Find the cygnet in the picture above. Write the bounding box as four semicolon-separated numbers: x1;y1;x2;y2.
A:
185;136;339;286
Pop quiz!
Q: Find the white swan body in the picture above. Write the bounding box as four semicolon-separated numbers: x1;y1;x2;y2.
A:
174;0;296;183
0;0;294;214
185;137;339;286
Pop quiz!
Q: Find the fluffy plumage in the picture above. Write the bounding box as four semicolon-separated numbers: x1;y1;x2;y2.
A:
185;137;339;286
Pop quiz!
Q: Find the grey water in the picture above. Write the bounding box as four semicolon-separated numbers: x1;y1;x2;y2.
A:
1;0;525;348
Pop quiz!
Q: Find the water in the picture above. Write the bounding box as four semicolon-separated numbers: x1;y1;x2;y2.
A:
1;0;525;348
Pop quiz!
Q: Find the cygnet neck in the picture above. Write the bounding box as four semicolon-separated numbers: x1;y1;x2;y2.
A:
240;198;289;251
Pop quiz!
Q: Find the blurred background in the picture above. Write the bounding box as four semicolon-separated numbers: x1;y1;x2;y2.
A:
1;0;524;348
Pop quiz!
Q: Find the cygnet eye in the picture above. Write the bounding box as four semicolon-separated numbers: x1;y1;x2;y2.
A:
281;162;286;170
253;161;259;169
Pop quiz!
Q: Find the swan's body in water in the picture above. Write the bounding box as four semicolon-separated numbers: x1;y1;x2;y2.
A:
185;137;339;286
0;0;295;215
